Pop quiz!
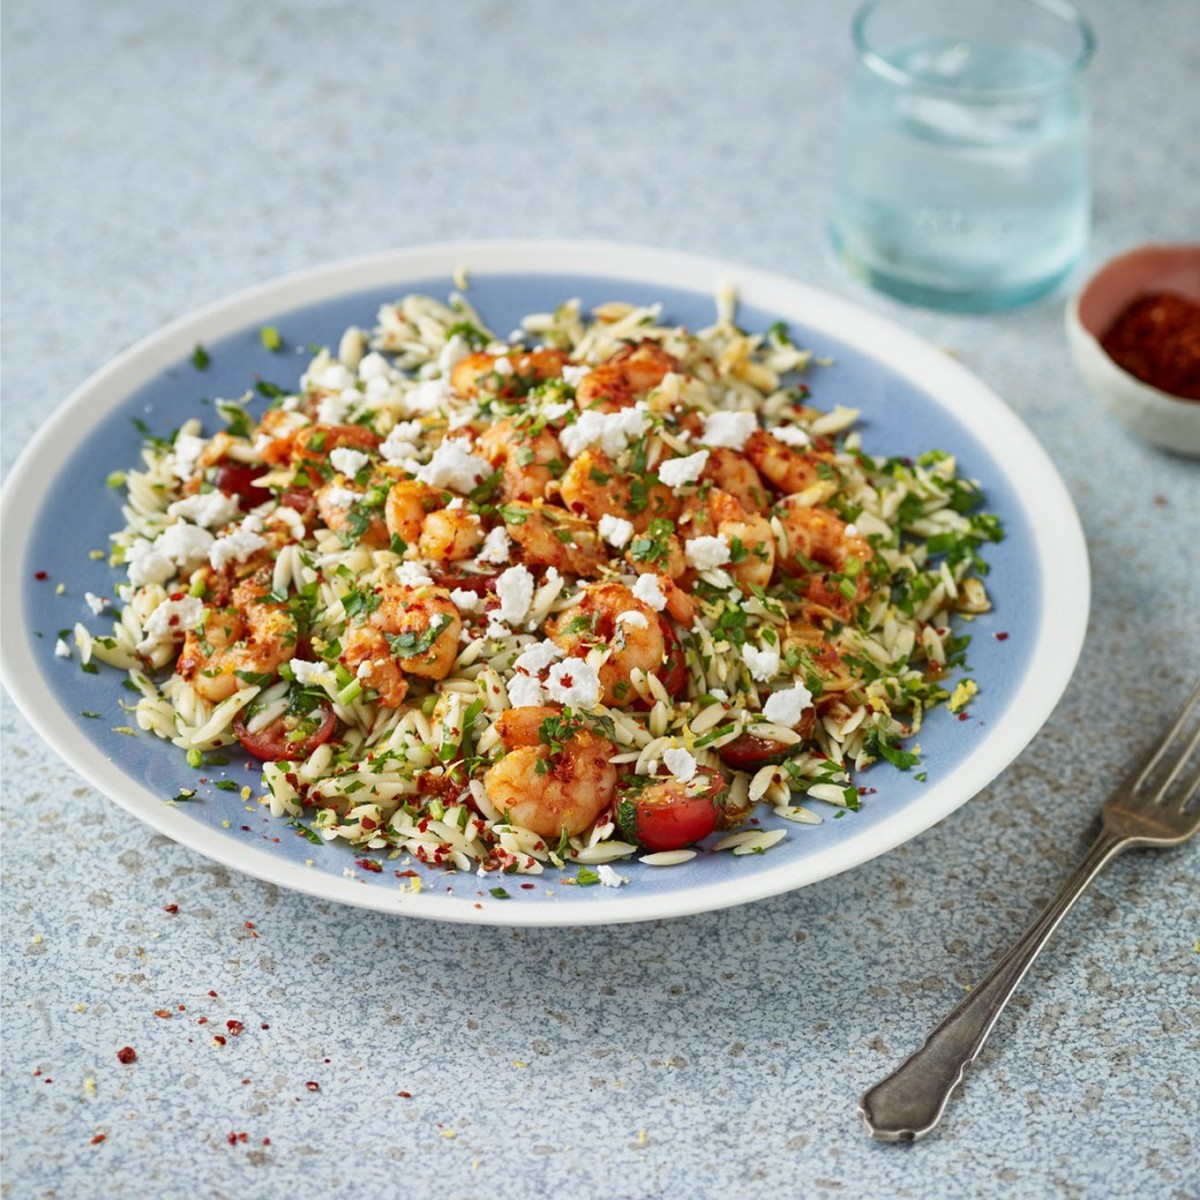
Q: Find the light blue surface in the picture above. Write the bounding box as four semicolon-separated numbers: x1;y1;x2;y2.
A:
2;2;1197;1197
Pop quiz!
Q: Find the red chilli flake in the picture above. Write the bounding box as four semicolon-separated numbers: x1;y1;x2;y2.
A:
116;1047;137;1064
91;1133;107;1145
994;631;1009;641
154;1010;172;1020
397;1091;413;1098
226;1020;245;1036
355;858;383;873
305;1081;320;1092
34;571;49;581
212;1035;227;1047
163;904;179;914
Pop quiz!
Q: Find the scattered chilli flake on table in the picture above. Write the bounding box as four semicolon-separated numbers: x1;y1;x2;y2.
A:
74;285;1002;886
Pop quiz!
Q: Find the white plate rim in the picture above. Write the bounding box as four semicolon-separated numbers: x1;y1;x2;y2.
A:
0;238;1090;925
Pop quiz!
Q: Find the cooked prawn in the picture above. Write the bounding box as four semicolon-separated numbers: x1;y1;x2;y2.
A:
316;478;390;548
340;584;463;708
744;429;837;495
705;489;776;590
450;348;571;399
476;418;565;503
700;447;770;513
575;340;681;413
558;450;681;530
385;480;483;562
546;582;668;707
482;706;617;838
501;502;607;576
176;577;297;703
775;499;874;619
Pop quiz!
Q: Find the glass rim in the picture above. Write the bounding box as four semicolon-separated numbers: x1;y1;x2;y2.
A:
852;0;1095;101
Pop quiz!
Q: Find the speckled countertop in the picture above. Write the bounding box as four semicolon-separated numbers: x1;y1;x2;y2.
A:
2;2;1197;1197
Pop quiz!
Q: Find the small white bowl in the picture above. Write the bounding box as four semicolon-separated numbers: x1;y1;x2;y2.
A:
1066;244;1200;456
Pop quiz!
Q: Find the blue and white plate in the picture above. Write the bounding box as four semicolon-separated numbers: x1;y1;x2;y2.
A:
0;241;1089;924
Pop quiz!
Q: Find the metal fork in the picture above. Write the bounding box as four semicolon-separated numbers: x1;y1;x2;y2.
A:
859;679;1200;1142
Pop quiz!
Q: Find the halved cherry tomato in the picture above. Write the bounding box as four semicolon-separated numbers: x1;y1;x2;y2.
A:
615;766;728;852
718;708;816;770
213;463;272;511
233;698;336;762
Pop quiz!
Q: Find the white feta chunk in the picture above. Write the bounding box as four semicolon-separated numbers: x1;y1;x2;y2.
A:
771;424;811;448
320;486;362;511
156;522;215;572
209;527;267;572
513;639;563;675
495;565;535;624
506;673;546;708
54;637;71;659
415;439;491;492
741;642;780;682
330;446;370;478
395;561;435;588
84;591;109;616
543;658;602;709
701;410;758;451
290;658;332;686
631;572;667;612
476;526;512;565
684;534;731;571
598;514;635;550
657;450;709;488
167;491;241;530
662;746;698;784
169;433;208;482
449;588;483;614
763;680;814;727
135;595;204;655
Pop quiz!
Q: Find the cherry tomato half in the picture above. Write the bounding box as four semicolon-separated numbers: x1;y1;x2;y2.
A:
233;699;336;762
615;766;728;852
212;463;272;511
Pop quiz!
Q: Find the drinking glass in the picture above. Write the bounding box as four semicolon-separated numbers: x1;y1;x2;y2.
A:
830;0;1095;312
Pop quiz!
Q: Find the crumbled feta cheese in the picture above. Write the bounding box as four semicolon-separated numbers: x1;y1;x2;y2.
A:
544;658;602;709
631;572;667;612
449;588;483;614
167;492;241;529
289;658;331;685
684;534;731;570
315;391;352;425
596;864;627;887
380;420;423;466
513;639;563;675
84;592;109;616
209;528;267;572
357;351;393;381
321;486;362;511
155;522;215;572
125;539;174;587
476;526;512;565
169;433;208;481
763;680;814;727
741;642;780;682
54;637;71;659
395;561;435;588
662;746;698;784
439;334;472;377
657;450;709;487
540;399;574;422
506;673;546;708
405;378;452;414
415;439;491;492
844;523;859;539
772;424;811;447
492;356;513;377
701;410;758;451
495;565;535;624
598;514;635;549
309;362;356;393
560;364;591;387
330;446;370;477
615;609;649;630
558;403;650;460
135;595;203;655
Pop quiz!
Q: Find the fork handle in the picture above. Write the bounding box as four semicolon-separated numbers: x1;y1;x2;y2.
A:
858;827;1130;1141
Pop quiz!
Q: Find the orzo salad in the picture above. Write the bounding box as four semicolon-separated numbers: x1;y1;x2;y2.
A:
75;285;1002;881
